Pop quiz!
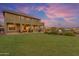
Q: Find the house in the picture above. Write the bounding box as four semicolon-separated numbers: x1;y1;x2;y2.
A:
3;10;44;34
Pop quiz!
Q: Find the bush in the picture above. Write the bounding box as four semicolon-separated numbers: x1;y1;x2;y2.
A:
44;27;64;35
49;31;58;35
44;27;75;36
63;31;75;36
44;30;58;35
58;32;63;35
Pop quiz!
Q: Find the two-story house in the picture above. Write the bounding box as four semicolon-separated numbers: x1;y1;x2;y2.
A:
3;10;44;34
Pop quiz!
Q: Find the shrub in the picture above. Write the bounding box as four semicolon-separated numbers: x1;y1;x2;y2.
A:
44;27;65;35
58;32;63;35
44;28;58;35
63;31;75;36
44;27;75;36
49;31;58;35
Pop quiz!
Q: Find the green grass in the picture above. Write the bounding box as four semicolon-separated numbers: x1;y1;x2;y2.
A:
0;33;79;56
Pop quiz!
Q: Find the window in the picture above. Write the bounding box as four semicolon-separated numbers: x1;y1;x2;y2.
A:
21;16;25;20
9;27;15;30
8;24;16;31
26;18;30;21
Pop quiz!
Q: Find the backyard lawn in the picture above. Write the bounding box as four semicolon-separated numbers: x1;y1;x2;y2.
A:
0;33;79;56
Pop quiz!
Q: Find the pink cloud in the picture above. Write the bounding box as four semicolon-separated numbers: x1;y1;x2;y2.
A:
36;4;79;27
42;18;78;28
41;19;61;27
36;4;75;19
46;7;73;18
41;19;49;27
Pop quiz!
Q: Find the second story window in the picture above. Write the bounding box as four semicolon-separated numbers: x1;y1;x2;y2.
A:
26;18;30;21
21;16;25;20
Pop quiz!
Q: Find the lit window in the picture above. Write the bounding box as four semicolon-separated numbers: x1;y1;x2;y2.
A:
8;24;16;30
9;27;15;30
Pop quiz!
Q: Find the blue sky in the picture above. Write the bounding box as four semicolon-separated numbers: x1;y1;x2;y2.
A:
0;3;79;28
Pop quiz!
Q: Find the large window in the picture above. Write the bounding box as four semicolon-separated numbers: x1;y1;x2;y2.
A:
9;27;15;30
8;24;16;31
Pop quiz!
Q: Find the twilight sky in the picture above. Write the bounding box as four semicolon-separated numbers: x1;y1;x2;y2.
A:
0;3;79;28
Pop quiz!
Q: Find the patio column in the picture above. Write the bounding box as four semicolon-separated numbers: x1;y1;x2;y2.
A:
20;24;23;33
